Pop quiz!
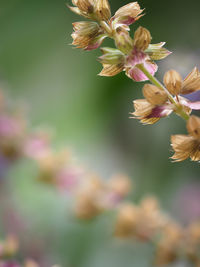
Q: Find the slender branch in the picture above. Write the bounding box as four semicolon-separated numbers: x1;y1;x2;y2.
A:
136;63;190;121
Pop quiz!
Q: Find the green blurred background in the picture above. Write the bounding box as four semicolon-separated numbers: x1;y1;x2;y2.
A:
0;0;200;266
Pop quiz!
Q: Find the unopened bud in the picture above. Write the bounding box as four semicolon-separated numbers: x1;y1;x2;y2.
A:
72;0;94;13
133;26;151;51
72;22;105;50
143;84;168;105
99;48;125;64
181;67;200;94
115;27;133;54
163;70;182;95
95;0;111;21
187;115;200;139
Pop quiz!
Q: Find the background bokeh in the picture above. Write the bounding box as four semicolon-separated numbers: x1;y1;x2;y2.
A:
0;0;200;266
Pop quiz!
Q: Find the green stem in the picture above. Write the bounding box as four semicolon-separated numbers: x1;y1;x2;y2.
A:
99;21;113;36
137;64;190;121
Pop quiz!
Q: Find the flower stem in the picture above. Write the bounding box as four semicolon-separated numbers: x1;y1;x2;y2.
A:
99;21;113;36
136;64;190;121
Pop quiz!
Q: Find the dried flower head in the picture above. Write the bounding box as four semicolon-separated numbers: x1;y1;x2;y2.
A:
69;0;96;18
95;0;111;21
131;84;173;124
112;2;144;28
99;26;170;81
71;21;106;50
171;115;200;162
163;67;200;96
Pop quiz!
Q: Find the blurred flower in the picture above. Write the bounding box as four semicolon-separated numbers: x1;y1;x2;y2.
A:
154;223;183;266
0;114;26;160
74;175;104;219
115;196;167;241
24;131;51;160
0;236;18;259
106;174;132;207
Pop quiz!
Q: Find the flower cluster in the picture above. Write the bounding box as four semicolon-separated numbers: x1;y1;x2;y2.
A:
114;197;200;267
69;0;200;162
34;145;132;219
131;68;200;125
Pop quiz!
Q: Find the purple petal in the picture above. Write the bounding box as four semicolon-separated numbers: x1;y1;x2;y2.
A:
183;91;200;102
120;17;135;26
147;105;172;118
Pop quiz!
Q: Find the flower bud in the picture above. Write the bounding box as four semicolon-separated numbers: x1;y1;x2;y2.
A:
143;84;168;105
181;67;200;94
95;0;111;21
114;27;133;54
99;47;125;65
145;42;172;60
113;2;144;26
72;21;99;37
187;115;200;139
72;0;94;13
72;22;106;50
163;70;182;95
133;26;151;51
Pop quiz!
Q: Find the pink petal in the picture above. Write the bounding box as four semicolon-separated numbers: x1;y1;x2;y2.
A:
127;67;147;81
147;105;173;118
184;100;200;110
144;60;158;77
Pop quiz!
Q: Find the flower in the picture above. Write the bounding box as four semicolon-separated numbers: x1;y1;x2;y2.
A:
71;21;107;50
111;2;144;29
69;1;145;51
131;68;200;124
68;0;96;19
99;27;171;81
131;84;173;124
171;115;200;162
164;68;200;96
154;223;183;266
